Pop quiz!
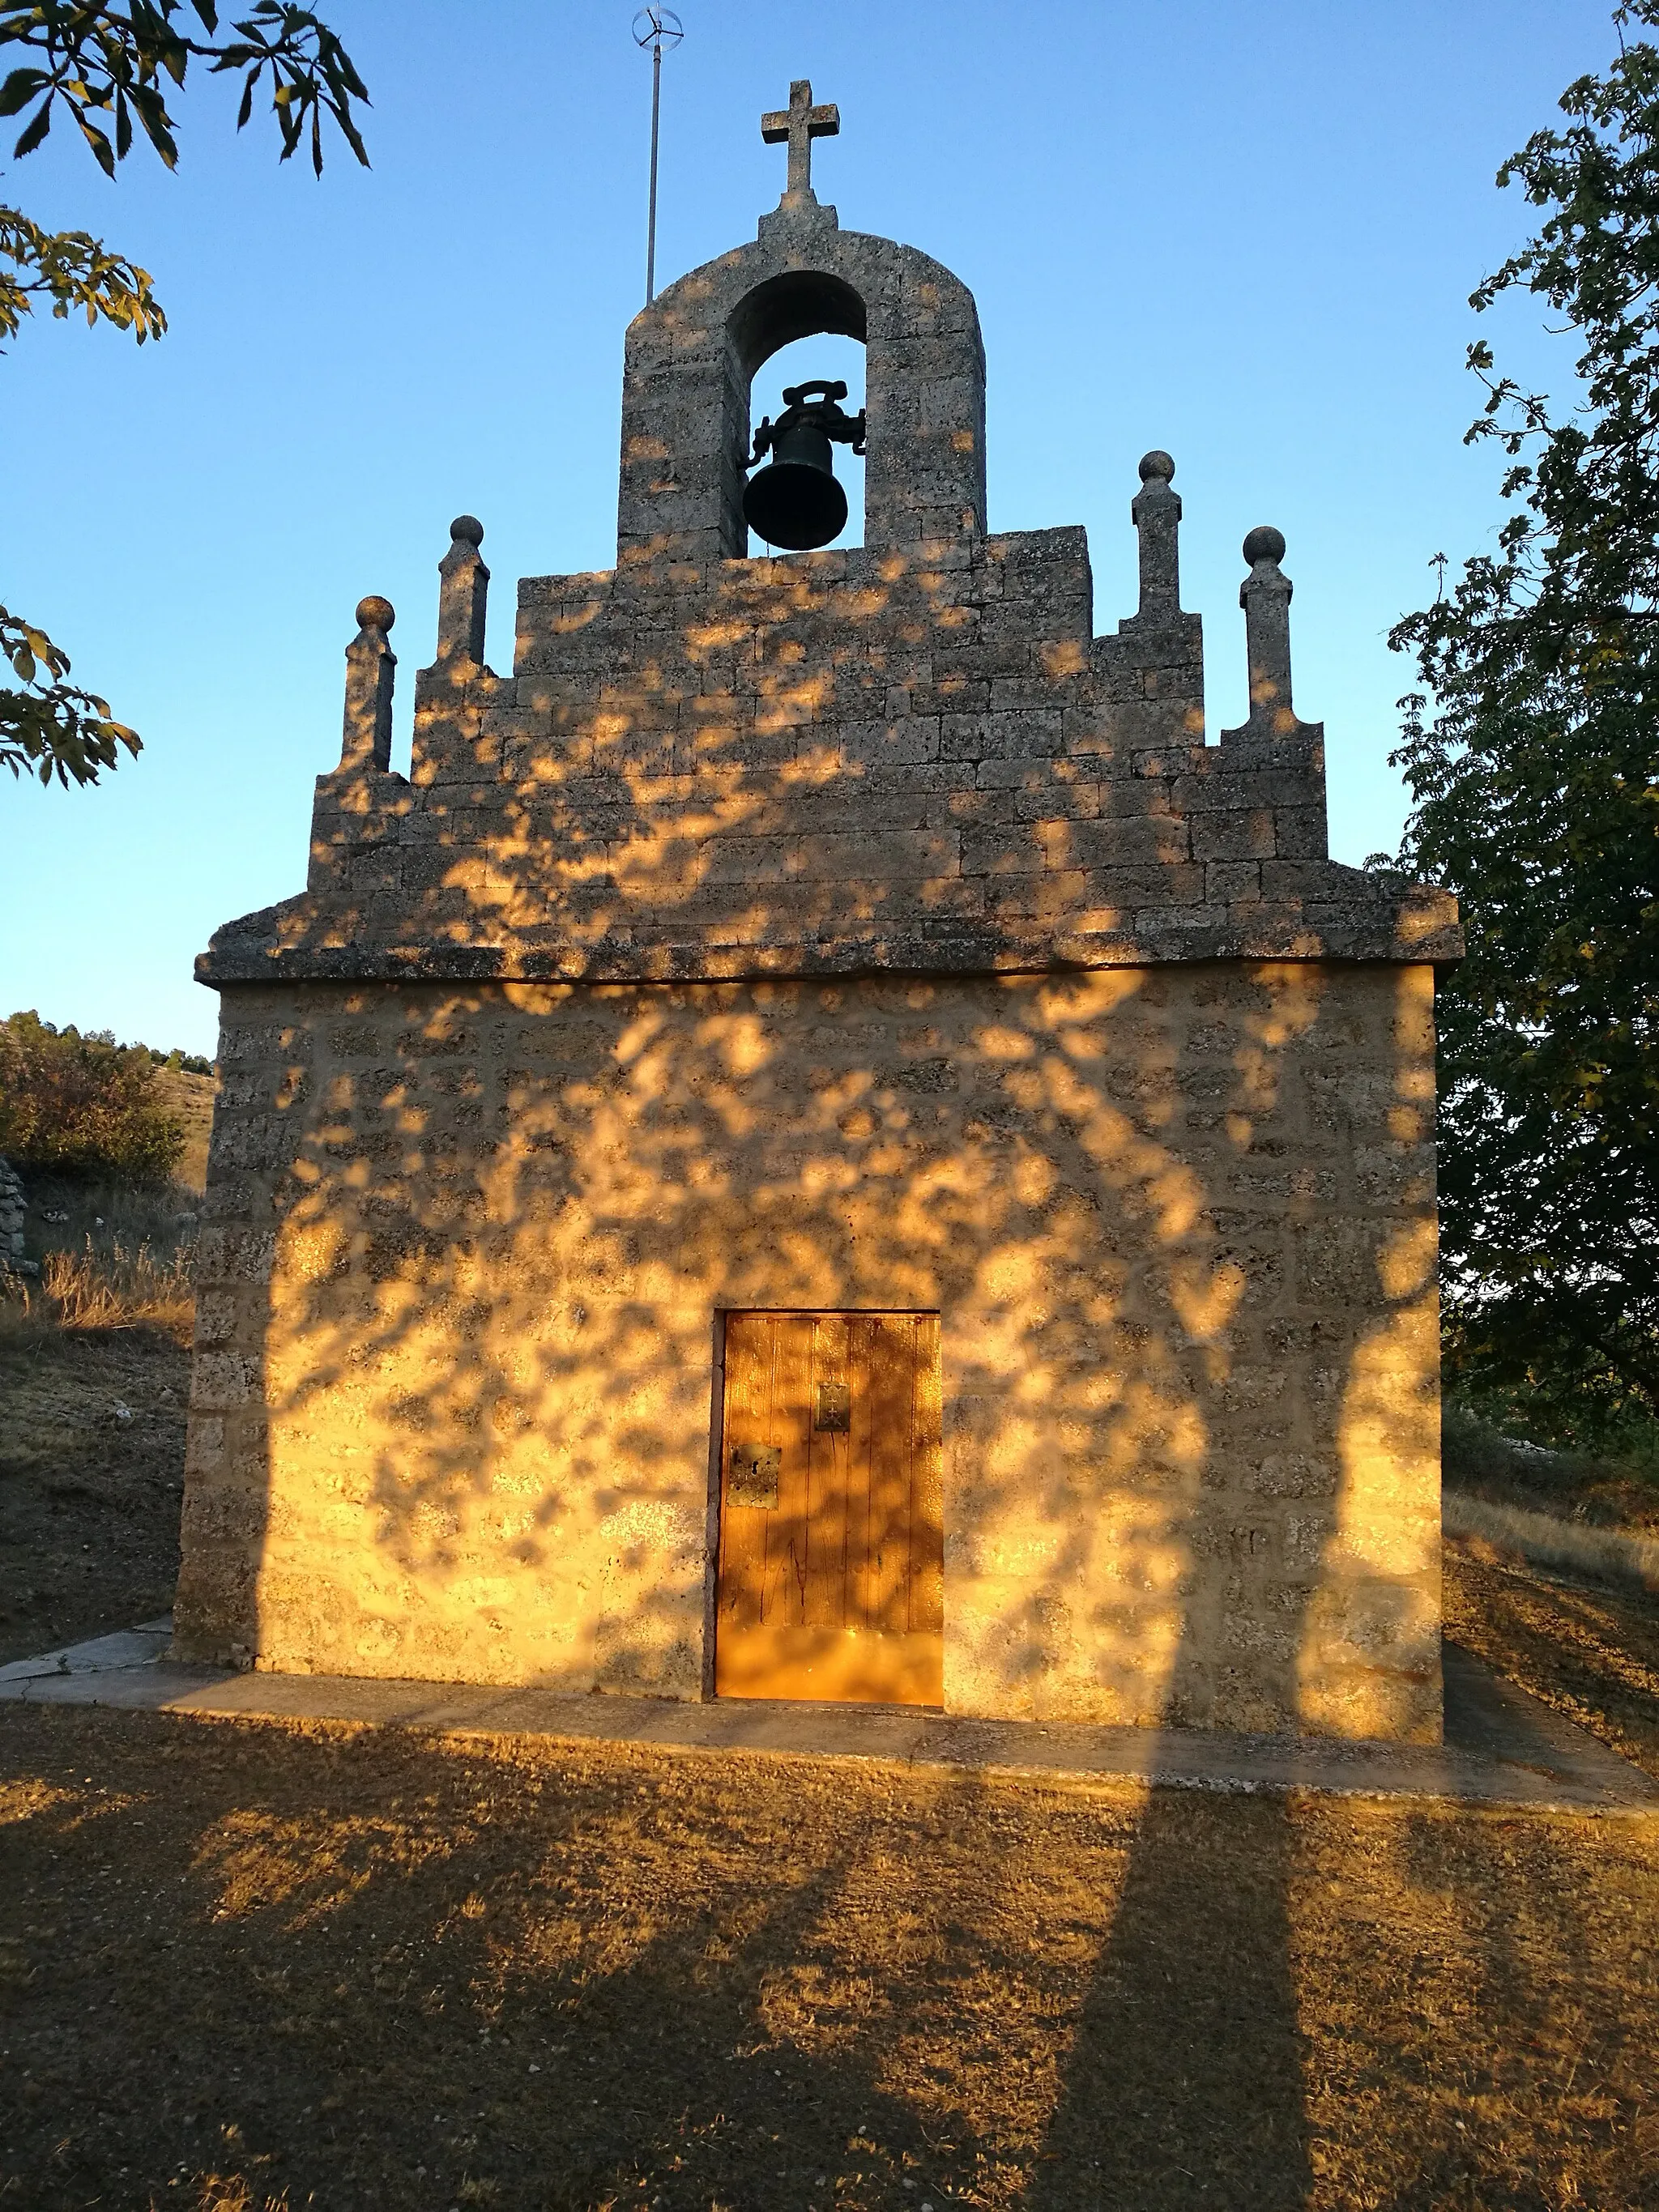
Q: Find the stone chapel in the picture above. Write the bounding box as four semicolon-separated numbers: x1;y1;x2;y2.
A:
174;84;1461;1741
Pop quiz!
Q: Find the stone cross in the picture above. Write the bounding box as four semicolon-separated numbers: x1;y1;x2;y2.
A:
761;79;838;202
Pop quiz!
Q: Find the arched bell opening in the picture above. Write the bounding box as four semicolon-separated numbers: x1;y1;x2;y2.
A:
722;270;868;559
618;239;983;565
746;334;866;555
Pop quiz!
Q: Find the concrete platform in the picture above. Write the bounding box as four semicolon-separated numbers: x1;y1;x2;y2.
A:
3;1622;1655;1812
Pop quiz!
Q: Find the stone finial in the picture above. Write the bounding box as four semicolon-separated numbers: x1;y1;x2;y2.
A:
761;79;838;205
1131;450;1183;620
339;595;396;774
1221;526;1318;743
436;514;489;665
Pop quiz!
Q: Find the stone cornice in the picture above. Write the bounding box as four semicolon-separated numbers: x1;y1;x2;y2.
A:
197;884;1462;989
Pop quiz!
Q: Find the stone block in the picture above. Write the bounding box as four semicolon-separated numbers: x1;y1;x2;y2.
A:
1192;809;1277;863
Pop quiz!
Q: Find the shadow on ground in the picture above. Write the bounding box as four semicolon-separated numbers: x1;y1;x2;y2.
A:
2;1705;1656;2212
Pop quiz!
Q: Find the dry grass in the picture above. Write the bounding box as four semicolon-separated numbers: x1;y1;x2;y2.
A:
1443;1403;1659;1540
1446;1534;1659;1783
0;1171;201;1347
0;1705;1655;2212
4;1234;196;1337
0;1111;1653;2205
0;1317;189;1663
1444;1491;1659;1596
149;1067;216;1192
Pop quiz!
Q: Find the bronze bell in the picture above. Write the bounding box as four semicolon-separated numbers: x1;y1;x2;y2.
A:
743;378;868;551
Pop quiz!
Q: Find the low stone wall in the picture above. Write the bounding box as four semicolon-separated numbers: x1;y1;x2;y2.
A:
0;1157;28;1273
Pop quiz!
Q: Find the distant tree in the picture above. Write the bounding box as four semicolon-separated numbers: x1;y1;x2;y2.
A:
0;1008;185;1178
2;2;369;786
1387;2;1659;1442
155;1044;211;1073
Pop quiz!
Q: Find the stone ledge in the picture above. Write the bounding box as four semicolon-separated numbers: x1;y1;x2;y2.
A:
4;1638;1654;1810
198;902;1463;988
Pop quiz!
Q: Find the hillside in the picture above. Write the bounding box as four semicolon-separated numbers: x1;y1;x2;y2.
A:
150;1067;215;1192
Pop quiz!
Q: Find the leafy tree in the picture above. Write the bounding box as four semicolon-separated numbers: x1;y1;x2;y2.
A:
1387;2;1659;1443
0;1008;185;1178
2;2;369;785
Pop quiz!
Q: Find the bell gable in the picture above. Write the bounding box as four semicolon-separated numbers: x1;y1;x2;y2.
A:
199;83;1459;991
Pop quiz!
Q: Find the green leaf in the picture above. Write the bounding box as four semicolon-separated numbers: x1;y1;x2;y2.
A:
75;112;117;179
12;100;50;158
0;67;49;120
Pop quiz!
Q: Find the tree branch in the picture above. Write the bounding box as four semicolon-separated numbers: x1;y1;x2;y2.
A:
0;603;140;786
0;2;370;177
0;202;164;344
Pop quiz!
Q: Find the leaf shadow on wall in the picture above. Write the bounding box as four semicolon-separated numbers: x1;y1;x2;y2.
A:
183;958;1428;1724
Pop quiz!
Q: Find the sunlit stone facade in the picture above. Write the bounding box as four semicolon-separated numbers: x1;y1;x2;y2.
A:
177;112;1460;1740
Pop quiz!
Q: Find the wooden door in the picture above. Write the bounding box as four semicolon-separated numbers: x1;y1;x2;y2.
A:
714;1311;943;1706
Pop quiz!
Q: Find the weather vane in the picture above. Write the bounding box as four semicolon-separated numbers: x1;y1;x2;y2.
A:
633;6;683;306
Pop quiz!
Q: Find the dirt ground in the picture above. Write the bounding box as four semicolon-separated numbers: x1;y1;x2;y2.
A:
2;1705;1656;2212
1444;1535;1659;1782
0;1155;201;1665
0;1322;188;1664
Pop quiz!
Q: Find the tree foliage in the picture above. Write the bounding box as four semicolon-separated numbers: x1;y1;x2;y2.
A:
0;202;165;345
1388;2;1659;1440
0;602;140;784
0;1008;185;1180
2;2;369;786
0;2;369;177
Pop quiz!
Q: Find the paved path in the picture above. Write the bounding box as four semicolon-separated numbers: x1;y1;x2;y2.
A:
2;1622;1654;1813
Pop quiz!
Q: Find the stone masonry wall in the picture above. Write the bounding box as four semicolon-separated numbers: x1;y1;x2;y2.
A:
0;1157;27;1272
203;520;1456;995
175;961;1443;1741
200;192;1457;996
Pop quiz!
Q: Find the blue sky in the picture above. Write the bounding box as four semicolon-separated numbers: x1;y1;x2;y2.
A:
2;0;1619;1056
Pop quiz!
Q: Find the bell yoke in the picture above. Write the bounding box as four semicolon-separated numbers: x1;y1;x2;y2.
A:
743;378;868;552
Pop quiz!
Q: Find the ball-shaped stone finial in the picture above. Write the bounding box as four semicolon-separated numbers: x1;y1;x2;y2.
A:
1243;526;1286;567
1138;450;1175;484
356;595;395;633
450;514;484;548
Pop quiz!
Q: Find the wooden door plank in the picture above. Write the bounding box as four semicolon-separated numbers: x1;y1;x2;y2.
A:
804;1313;851;1629
847;1314;876;1630
717;1311;771;1632
713;1625;943;1705
908;1314;945;1635
764;1312;812;1628
866;1315;913;1634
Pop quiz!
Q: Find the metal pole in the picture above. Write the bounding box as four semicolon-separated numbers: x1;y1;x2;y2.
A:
633;9;681;308
646;37;662;305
